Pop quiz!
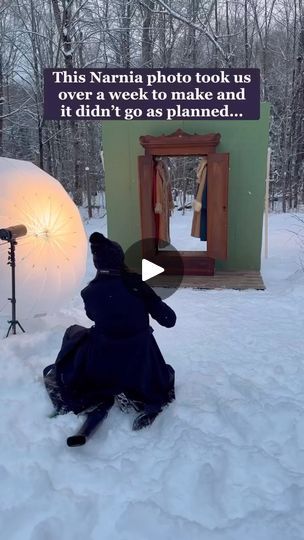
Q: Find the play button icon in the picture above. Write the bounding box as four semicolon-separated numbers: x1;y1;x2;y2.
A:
142;259;164;281
124;237;184;300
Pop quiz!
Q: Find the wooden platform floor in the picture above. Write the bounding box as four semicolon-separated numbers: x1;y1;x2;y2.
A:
154;271;266;290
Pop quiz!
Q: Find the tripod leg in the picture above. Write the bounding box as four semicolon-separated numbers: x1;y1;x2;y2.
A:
16;321;25;333
6;320;25;337
6;323;13;338
5;241;25;337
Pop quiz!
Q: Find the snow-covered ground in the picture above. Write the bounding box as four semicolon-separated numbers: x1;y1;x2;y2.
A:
1;212;304;540
170;209;207;251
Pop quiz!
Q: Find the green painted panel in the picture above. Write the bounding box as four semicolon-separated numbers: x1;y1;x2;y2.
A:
103;103;270;271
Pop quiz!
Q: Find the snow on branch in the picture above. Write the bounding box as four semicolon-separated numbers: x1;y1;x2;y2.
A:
0;98;31;120
153;0;231;64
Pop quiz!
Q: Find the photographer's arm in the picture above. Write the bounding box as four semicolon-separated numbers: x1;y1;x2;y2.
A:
136;279;176;328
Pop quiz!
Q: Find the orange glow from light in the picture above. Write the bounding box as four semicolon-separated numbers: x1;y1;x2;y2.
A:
0;158;87;316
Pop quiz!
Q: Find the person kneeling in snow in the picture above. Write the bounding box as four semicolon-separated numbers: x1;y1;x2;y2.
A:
43;232;176;433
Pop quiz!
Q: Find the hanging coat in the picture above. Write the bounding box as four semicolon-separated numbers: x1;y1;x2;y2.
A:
44;272;176;415
152;165;160;241
191;157;208;241
200;182;208;242
154;159;174;247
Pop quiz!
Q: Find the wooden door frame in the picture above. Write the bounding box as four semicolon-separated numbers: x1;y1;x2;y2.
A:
139;129;221;157
138;129;227;275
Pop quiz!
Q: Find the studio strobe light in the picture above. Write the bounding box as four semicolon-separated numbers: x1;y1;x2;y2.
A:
0;157;87;319
0;225;27;242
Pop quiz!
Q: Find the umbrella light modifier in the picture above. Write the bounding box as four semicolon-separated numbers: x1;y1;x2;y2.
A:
0;157;87;317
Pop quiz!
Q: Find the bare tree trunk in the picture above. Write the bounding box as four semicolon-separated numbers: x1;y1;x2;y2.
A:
244;0;249;67
225;0;232;66
251;0;276;100
0;42;3;155
292;3;304;210
188;0;198;67
142;0;154;67
214;0;218;67
51;0;82;205
122;0;131;67
29;0;44;168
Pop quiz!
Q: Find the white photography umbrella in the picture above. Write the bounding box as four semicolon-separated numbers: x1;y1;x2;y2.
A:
0;157;87;318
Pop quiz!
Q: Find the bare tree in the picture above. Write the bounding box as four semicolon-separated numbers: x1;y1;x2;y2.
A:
0;0;303;213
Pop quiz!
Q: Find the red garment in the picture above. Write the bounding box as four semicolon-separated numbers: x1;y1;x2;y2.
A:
152;165;160;240
153;159;174;246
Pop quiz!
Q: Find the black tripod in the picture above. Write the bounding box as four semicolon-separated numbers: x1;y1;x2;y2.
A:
6;240;25;337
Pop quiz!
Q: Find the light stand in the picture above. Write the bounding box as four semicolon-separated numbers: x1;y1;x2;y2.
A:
6;239;25;337
0;225;27;337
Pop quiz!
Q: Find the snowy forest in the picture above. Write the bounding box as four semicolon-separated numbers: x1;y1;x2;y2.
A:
0;0;303;211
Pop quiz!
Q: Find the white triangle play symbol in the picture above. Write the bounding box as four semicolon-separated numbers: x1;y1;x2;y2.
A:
142;258;164;281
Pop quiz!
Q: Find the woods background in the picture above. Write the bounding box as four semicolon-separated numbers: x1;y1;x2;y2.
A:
0;0;303;212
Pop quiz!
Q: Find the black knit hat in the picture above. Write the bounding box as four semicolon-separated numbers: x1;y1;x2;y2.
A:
89;232;125;270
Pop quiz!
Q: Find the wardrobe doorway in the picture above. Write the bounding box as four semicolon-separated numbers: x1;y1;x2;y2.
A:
138;130;229;276
155;155;208;253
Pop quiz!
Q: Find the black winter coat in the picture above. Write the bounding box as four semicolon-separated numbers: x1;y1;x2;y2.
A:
44;272;176;414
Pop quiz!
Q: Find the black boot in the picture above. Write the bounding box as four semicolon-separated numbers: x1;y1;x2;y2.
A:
132;411;159;431
67;399;114;447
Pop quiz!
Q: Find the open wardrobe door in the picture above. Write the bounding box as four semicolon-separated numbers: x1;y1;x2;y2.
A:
138;155;157;256
207;153;229;260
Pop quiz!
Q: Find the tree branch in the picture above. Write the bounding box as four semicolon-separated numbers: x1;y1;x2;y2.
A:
153;0;231;64
0;97;31;119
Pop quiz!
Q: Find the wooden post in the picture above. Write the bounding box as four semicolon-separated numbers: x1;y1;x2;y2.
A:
264;147;271;258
